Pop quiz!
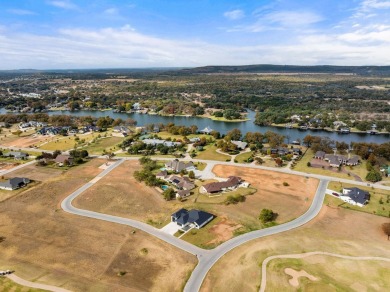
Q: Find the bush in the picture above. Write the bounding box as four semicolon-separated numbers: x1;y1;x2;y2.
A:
307;162;311;167
224;194;246;205
283;182;289;186
163;188;176;201
259;209;277;223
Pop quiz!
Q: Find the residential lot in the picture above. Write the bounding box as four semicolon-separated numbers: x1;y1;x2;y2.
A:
201;204;390;292
0;159;196;292
75;161;318;248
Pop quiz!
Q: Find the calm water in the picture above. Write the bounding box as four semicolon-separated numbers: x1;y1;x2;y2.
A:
2;108;389;144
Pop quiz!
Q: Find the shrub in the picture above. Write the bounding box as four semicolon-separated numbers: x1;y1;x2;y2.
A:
259;209;277;223
307;162;311;167
283;182;289;186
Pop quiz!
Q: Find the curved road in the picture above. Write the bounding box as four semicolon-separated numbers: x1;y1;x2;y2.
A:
60;156;390;292
183;179;328;292
259;251;390;292
6;274;72;292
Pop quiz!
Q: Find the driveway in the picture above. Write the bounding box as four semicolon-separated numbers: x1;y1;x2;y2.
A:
161;222;181;235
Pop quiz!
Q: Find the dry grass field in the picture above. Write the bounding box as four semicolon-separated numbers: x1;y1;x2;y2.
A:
0;158;196;292
75;162;318;248
0;277;45;292
201;205;390;292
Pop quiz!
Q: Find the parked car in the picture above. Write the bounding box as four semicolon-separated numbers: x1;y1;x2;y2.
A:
332;192;340;197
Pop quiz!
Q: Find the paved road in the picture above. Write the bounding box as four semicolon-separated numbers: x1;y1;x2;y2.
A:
5;274;72;292
183;179;329;292
61;159;204;256
0;160;36;175
259;251;390;292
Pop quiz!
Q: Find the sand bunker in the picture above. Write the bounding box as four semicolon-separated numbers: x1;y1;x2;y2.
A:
284;268;318;287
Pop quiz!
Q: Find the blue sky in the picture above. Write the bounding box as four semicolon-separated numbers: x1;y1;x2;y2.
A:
0;0;389;69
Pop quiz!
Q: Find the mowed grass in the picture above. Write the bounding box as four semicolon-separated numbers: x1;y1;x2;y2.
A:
235;151;253;163
81;136;123;154
326;181;390;217
293;149;367;180
195;145;230;161
267;256;390;291
38;132;110;151
0;277;45;292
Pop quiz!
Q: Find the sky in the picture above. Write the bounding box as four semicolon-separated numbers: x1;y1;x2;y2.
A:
0;0;389;69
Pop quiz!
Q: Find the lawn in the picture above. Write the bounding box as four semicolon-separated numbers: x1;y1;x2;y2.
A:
326;181;390;217
195;145;230;161
235;151;253;163
0;277;45;292
154;131;212;141
179;216;224;249
81;136;123;154
38;132;109;151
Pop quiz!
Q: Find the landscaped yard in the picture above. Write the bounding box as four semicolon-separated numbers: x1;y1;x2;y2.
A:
195;145;230;161
235;151;253;163
326;181;390;217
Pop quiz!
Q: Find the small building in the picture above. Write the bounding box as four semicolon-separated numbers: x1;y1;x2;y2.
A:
231;140;247;150
156;170;168;180
171;208;214;229
340;187;370;207
314;151;326;159
3;151;28;160
199;126;213;135
176;189;191;199
166;175;195;190
0;177;30;190
346;156;359;166
55;154;73;166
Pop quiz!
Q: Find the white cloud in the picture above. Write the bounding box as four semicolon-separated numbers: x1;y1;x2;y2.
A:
361;0;390;9
104;8;118;15
0;25;389;70
7;9;36;15
47;1;78;10
224;9;245;20
264;11;324;27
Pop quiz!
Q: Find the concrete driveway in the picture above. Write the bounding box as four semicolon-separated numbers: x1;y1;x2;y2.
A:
161;222;181;235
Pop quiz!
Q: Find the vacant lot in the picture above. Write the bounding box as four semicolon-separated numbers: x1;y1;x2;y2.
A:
0;277;45;292
81;136;123;155
201;204;390;292
75;162;318;247
5;163;65;182
195;145;231;161
0;159;196;292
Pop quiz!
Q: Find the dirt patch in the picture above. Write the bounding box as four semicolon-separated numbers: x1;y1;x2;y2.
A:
1;135;49;148
207;217;242;244
4;164;64;182
284;268;318;287
0;158;196;291
212;165;319;224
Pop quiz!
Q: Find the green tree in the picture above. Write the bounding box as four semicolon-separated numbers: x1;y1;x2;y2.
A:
366;170;382;182
259;209;276;223
163;188;176;201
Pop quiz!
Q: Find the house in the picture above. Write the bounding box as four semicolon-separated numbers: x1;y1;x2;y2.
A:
165;159;195;173
171;208;214;229
4;151;28;160
231;140;247;150
199;126;213;135
340;187;370;207
156;170;168;180
176;189;191;199
142;139;181;147
346;156;359;166
166;175;195;190
0;177;30;190
189;137;201;143
55;154;73;166
314;151;326;159
200;176;242;194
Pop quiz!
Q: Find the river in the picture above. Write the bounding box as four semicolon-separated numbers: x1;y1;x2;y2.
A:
1;108;389;144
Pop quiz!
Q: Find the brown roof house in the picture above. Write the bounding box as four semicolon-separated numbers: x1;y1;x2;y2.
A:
200;176;243;194
55;154;73;166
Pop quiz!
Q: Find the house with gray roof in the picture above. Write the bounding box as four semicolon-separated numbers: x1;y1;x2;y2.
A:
0;177;30;190
340;187;370;207
314;151;326;159
3;151;28;160
165;159;195;173
231;140;247;150
199;126;213;134
171;208;214;229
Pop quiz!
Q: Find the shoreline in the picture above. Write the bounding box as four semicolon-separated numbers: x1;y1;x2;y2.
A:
269;123;390;136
